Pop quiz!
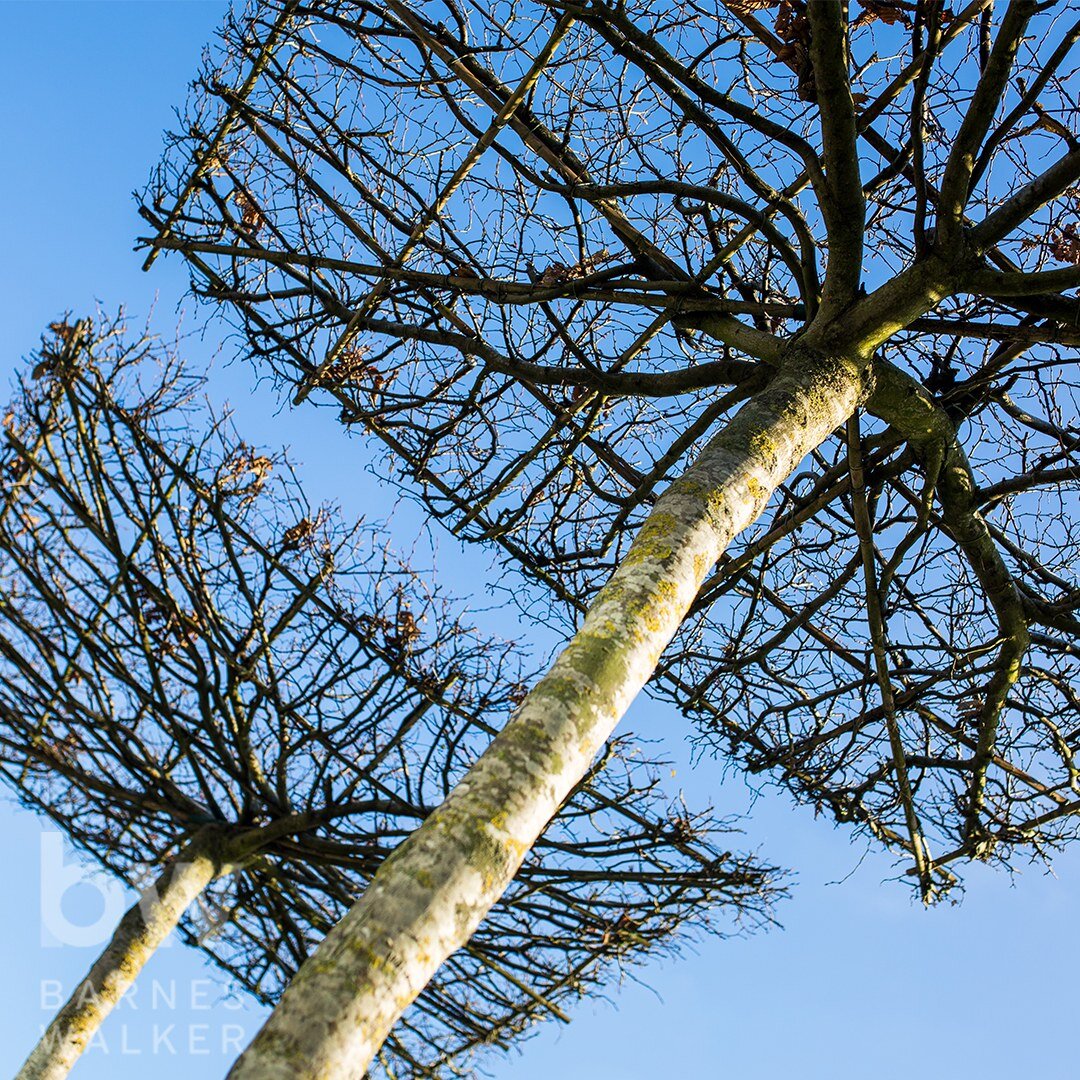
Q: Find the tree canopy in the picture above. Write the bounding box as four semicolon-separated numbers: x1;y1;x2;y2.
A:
0;317;778;1077
143;0;1080;905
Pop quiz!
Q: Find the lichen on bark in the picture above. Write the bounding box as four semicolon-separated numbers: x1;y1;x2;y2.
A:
228;345;869;1080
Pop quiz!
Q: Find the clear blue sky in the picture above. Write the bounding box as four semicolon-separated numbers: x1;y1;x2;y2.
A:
1;4;1077;1079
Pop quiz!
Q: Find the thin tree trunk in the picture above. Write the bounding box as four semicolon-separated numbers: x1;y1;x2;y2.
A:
229;345;870;1079
18;827;228;1080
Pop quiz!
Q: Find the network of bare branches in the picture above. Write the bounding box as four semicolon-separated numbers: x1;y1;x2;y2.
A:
0;317;779;1074
141;0;1080;899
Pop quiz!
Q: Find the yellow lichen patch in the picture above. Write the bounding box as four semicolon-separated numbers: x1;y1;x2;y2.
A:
639;577;681;634
746;427;776;461
701;484;729;520
693;550;712;579
621;510;680;566
745;474;768;504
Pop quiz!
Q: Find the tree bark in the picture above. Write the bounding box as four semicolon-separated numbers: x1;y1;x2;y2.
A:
18;827;229;1080
229;344;870;1079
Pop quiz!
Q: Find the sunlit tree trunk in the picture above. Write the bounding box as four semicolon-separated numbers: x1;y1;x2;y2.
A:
133;0;1080;1071
18;827;229;1080
229;344;869;1079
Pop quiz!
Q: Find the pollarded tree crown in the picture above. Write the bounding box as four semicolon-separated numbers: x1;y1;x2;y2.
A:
0;314;782;1078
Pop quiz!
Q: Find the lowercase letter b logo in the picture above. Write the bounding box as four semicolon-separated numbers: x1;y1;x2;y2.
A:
40;832;127;947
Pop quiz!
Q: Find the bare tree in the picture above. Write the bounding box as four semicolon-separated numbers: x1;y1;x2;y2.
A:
139;0;1080;1073
0;318;778;1078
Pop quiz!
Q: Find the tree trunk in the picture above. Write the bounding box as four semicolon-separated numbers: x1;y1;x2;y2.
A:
229;345;869;1080
18;827;228;1080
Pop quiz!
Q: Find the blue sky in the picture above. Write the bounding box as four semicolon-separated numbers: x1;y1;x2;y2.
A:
1;4;1078;1078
